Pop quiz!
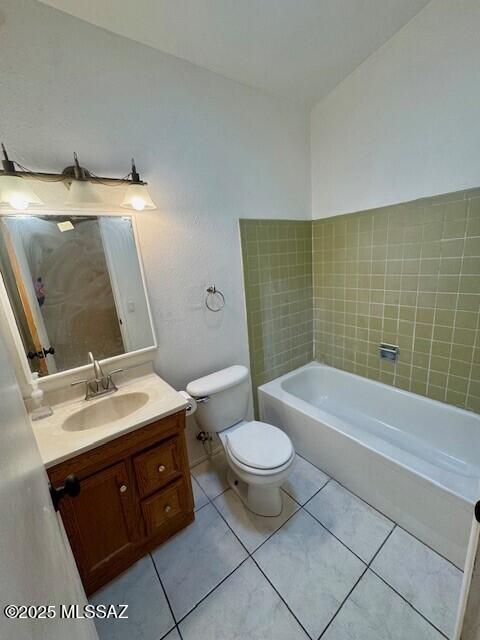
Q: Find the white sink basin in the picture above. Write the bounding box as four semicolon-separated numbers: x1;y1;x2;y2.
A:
62;392;150;432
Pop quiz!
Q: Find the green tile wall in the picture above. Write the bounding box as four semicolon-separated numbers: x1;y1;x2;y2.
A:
240;219;313;415
313;188;480;413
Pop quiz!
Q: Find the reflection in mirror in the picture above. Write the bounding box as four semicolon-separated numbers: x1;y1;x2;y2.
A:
0;215;155;377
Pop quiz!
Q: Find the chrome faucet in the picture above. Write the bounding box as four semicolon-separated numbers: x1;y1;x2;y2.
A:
71;352;123;400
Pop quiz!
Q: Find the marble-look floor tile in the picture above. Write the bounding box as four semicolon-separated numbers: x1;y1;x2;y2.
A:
191;452;229;499
371;527;463;637
162;629;181;640
179;558;309;640
213;488;299;553
282;454;329;505
253;509;365;638
90;555;174;640
191;475;209;511
322;570;444;640
305;480;394;562
152;502;247;620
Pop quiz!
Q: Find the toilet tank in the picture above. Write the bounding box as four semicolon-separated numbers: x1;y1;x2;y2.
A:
186;365;250;433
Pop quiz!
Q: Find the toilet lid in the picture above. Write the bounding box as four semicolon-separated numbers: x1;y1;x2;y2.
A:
225;421;293;470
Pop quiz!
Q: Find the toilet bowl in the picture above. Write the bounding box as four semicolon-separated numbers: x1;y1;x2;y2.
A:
221;420;295;516
186;366;295;516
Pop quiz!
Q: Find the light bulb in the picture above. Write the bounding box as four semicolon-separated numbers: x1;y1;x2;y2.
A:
131;196;146;211
0;174;43;210
9;194;29;210
121;182;156;211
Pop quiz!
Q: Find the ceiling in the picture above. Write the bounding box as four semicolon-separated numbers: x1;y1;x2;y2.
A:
38;0;430;105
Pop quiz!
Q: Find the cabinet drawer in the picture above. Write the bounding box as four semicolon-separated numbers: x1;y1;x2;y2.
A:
141;480;186;536
134;436;181;497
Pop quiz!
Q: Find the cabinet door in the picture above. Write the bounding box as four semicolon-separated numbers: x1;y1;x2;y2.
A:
59;461;138;593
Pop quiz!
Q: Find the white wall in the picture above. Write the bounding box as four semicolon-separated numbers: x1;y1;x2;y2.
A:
0;0;310;462
311;0;480;218
0;322;97;640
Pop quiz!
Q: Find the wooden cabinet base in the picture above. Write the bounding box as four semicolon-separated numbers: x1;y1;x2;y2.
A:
47;410;194;596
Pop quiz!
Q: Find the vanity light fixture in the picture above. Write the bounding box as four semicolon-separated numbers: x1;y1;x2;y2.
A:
121;159;156;211
0;144;44;210
0;145;157;212
64;153;103;207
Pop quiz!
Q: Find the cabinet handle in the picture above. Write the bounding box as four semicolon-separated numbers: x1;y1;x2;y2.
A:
50;474;81;512
158;465;166;473
119;484;128;494
164;505;172;514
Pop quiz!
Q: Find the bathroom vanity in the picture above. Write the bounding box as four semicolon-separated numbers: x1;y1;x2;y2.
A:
47;407;193;595
31;369;194;595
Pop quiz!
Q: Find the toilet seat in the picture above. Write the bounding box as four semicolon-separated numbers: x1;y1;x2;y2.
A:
225;421;293;471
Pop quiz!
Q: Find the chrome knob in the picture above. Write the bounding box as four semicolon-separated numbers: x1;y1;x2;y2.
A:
158;465;166;473
164;505;172;514
119;484;128;494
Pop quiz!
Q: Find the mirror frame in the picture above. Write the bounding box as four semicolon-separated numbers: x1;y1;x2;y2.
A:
0;208;157;396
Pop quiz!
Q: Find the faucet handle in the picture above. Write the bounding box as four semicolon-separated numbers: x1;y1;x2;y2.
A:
71;379;88;387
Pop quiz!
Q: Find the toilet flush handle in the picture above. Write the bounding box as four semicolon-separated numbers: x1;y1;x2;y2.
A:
196;396;209;404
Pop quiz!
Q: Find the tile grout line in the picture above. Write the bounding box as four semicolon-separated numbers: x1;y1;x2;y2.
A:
195;452;462;570
210;487;299;557
283;476;331;507
318;565;369;639
158;627;181;640
464;198;478;408
208;493;315;639
193;454;462;571
296;458;463;572
150;551;181;638
209;479;379;639
444;209;466;404
327;476;462;572
368;522;397;565
367;567;450;640
424;216;444;401
189;458;460;637
173;556;252;627
250;555;314;640
318;525;397;640
160;624;184;640
302;489;458;638
303;506;380;567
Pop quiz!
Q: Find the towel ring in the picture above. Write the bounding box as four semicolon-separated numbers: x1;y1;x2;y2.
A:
206;286;225;312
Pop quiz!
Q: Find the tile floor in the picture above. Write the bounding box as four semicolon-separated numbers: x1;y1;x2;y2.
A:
91;452;463;640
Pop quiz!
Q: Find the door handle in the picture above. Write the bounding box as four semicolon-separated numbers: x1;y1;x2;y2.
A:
50;474;81;511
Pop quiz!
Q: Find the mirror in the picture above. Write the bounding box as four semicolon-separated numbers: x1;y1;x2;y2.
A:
0;214;155;377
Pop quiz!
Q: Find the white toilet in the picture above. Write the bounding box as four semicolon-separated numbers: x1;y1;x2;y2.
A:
186;365;295;517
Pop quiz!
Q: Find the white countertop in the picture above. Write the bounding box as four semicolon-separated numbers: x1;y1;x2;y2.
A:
31;371;187;469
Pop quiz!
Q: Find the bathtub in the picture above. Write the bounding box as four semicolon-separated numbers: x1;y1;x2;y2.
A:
258;362;480;569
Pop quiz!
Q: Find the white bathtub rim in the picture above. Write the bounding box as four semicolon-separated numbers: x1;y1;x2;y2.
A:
259;362;479;506
261;383;473;506
259;388;471;568
260;360;480;423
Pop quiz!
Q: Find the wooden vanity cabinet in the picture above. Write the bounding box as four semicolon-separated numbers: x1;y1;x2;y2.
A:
47;410;194;595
